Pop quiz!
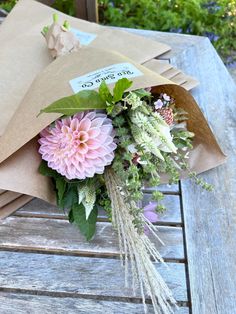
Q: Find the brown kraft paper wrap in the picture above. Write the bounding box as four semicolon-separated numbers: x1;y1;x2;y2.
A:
0;47;226;205
0;0;170;138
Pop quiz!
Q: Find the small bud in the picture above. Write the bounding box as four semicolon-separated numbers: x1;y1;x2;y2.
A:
53;13;59;23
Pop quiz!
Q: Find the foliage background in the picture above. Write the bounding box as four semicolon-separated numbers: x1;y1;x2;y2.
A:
0;0;235;64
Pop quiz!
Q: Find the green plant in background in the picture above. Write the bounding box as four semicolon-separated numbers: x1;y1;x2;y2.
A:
1;0;236;64
98;0;236;65
0;0;17;11
51;0;76;17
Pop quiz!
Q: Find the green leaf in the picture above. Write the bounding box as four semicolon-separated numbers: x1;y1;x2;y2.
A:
113;78;133;103
38;160;60;179
56;177;67;207
39;90;106;116
68;208;74;223
98;80;113;103
60;184;78;209
133;88;152;99
72;203;98;241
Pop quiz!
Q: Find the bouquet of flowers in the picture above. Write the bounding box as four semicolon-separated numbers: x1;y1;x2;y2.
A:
27;16;223;314
0;11;226;314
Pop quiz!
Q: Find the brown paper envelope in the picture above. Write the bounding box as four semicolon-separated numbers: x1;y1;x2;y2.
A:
143;59;173;74
0;47;172;204
1;0;170;64
0;47;172;163
0;191;22;207
0;0;170;137
143;59;199;90
0;195;33;219
0;47;226;204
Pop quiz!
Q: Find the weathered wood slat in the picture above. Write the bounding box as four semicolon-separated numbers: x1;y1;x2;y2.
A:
16;194;181;224
142;194;181;225
177;41;236;313
0;251;187;302
143;183;179;193
0;293;189;314
134;30;236;314
75;0;98;22
0;217;184;260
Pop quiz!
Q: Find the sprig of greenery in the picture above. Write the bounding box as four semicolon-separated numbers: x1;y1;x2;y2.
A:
39;160;99;240
99;78;132;114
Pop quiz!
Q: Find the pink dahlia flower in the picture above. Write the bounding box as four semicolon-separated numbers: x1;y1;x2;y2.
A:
38;111;117;180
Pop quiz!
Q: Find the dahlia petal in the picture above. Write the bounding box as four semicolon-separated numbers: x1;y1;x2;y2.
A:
74;112;84;121
88;127;100;138
79;118;91;131
38;110;117;180
86;139;102;150
78;143;89;154
70;118;79;131
90;117;106;128
85;111;96;120
100;125;113;134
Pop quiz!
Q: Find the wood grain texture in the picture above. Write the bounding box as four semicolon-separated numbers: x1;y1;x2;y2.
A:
75;0;98;22
178;41;236;314
0;217;184;260
0;251;187;301
120;28;236;313
16;194;181;224
142;194;182;225
0;293;189;314
129;29;236;314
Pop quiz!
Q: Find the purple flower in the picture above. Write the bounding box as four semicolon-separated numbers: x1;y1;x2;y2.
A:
154;99;164;109
162;93;171;101
144;202;158;223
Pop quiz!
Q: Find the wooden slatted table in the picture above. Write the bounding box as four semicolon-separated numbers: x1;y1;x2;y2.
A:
0;29;236;314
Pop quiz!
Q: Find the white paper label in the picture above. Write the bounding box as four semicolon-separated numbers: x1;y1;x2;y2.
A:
69;62;143;93
71;28;97;46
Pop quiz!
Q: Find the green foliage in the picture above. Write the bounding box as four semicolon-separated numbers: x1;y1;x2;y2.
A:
39;160;99;240
98;0;236;63
0;0;17;12
112;78;133;102
69;203;98;240
99;78;133;114
52;0;76;17
39;90;106;116
98;80;113;103
39;160;60;178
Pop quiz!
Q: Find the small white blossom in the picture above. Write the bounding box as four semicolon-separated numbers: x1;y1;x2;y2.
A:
163;93;171;101
137;158;148;165
127;144;138;154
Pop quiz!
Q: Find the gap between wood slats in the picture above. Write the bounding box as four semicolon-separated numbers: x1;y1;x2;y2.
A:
0;292;190;314
13;212;183;227
178;182;192;313
0;250;188;303
0;288;189;308
0;217;185;262
0;245;185;263
15;191;182;223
